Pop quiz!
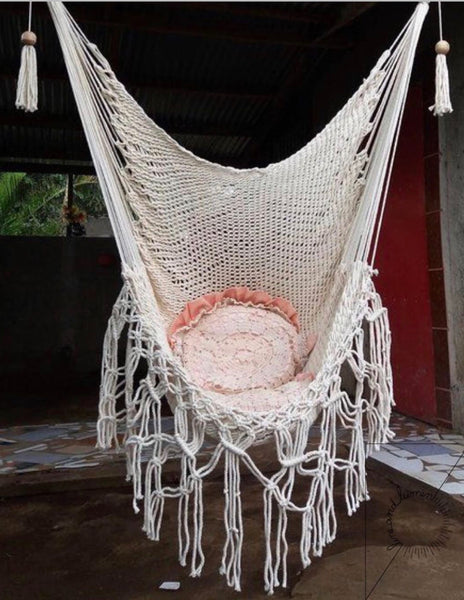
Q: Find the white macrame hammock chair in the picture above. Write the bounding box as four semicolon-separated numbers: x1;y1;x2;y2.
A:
47;1;431;593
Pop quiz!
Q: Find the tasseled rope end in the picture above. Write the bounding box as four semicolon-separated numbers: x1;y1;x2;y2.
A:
15;30;38;113
429;40;453;117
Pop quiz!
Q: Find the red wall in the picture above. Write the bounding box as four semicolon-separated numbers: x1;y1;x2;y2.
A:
374;86;437;423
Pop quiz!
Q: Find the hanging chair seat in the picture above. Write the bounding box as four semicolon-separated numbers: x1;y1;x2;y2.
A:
46;0;429;592
168;287;316;413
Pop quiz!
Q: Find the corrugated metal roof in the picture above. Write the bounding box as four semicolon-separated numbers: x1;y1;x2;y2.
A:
117;28;299;90
0;2;420;172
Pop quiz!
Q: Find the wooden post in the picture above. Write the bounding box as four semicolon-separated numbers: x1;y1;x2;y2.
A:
66;172;74;237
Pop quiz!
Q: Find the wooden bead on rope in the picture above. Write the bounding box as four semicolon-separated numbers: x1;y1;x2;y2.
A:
435;40;450;55
21;30;37;46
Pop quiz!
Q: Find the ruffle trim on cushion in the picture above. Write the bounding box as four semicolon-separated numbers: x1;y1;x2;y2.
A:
168;286;300;343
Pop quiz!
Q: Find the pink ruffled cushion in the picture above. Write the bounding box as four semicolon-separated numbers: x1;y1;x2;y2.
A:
169;288;316;412
168;286;300;342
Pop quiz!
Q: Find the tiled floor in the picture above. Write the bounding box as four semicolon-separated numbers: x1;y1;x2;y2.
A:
1;412;464;499
0;416;204;476
371;413;464;497
0;421;124;474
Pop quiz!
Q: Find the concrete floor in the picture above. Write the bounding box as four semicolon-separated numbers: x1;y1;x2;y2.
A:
0;389;173;427
1;467;463;600
0;391;99;427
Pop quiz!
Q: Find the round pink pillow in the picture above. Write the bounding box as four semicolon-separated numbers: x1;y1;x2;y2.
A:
169;288;316;412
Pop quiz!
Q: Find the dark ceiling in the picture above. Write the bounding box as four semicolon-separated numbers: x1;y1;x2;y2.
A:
0;2;436;173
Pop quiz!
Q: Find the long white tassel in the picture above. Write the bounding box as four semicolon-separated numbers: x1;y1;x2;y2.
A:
16;43;38;112
16;3;38;113
429;1;452;117
430;47;453;117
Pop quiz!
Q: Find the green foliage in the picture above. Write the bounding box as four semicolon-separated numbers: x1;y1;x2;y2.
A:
0;172;106;236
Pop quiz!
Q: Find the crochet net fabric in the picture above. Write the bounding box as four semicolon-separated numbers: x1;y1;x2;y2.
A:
47;1;429;593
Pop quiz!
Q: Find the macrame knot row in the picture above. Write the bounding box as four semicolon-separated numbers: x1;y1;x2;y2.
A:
221;438;246;456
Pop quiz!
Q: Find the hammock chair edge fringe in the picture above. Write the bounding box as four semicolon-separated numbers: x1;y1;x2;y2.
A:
96;261;394;593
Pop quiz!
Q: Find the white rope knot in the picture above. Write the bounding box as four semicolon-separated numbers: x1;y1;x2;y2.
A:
221;439;246;456
174;433;196;460
266;482;279;492
280;455;307;468
365;307;386;322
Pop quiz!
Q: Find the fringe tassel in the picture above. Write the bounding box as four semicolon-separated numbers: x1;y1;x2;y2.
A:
429;46;453;117
263;488;275;594
220;451;243;592
143;457;164;541
190;477;205;576
96;288;131;450
16;31;38;113
178;455;191;567
365;290;395;454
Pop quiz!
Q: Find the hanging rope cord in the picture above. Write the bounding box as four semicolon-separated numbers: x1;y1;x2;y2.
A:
438;0;444;41
49;1;428;274
27;1;32;31
48;2;140;269
345;1;429;265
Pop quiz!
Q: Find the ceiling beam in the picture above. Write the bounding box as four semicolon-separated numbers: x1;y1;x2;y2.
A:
0;145;241;173
0;69;274;101
1;3;353;49
177;3;334;26
78;17;354;49
0;159;95;175
0;111;256;138
0;150;93;165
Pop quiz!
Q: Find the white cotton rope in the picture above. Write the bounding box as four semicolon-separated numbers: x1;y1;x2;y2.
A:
429;0;453;116
15;1;38;112
47;0;428;593
344;2;429;266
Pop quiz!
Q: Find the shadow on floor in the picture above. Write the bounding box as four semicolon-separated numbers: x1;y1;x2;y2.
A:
1;468;463;600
